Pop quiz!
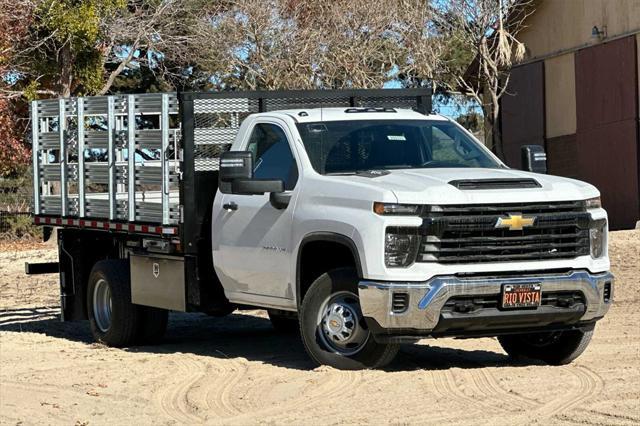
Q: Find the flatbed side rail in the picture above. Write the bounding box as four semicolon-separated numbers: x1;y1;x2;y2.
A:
30;93;181;228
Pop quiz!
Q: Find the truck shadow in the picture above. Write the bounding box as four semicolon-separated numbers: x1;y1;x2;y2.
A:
0;308;537;371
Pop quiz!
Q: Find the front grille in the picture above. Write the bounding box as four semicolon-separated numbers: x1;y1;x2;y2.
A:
411;201;591;264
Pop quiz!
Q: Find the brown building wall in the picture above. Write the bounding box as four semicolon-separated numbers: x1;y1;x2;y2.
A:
574;36;639;230
545;53;577;138
518;0;640;61
546;134;579;178
500;62;545;168
637;33;640;118
499;1;640;229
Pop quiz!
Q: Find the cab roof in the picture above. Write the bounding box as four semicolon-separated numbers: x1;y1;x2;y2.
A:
260;107;448;123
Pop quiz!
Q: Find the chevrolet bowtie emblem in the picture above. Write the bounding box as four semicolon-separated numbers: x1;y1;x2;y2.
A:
495;214;536;231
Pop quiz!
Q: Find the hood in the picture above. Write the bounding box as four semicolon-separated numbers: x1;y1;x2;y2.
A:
337;168;599;205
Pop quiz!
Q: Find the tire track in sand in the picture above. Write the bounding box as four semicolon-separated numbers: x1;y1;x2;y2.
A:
399;346;539;414
586;408;640;424
467;368;540;411
217;369;362;423
436;369;535;413
498;365;604;424
396;353;508;423
202;354;248;418
400;370;495;424
537;365;604;418
153;355;207;424
403;366;542;425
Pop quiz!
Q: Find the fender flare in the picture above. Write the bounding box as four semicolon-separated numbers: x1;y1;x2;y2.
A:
295;232;364;306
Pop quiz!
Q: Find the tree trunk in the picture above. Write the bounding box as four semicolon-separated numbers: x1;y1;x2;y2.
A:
482;93;505;162
492;117;504;161
59;43;73;98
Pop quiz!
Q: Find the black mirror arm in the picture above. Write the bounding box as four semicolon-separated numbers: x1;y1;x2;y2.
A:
270;191;292;209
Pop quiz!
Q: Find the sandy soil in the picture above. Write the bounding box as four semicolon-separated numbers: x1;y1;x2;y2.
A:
1;231;639;425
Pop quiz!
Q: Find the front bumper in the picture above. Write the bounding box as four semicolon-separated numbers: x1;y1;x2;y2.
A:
358;270;614;337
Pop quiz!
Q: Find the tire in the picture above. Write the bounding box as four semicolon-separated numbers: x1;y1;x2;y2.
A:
299;268;399;370
205;304;237;317
498;329;594;365
268;310;299;333
87;260;140;347
137;306;169;345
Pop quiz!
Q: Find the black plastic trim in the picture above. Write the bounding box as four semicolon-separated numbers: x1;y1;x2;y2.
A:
367;316;598;343
296;232;364;306
24;262;59;275
449;178;541;190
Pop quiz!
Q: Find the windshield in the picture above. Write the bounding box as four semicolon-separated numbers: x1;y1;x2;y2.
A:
295;120;501;174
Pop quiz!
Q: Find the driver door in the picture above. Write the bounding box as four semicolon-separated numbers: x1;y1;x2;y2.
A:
213;120;299;305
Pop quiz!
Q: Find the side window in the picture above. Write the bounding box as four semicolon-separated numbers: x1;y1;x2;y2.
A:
246;123;299;190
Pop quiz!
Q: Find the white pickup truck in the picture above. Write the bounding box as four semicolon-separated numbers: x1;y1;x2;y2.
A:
28;89;613;370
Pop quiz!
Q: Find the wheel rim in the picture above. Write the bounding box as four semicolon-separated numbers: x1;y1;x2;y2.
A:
93;278;112;332
317;291;369;356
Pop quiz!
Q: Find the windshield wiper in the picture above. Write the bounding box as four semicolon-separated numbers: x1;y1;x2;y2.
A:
325;169;392;177
324;171;357;176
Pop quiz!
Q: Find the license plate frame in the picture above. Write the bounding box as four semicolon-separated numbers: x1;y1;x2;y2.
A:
501;283;542;309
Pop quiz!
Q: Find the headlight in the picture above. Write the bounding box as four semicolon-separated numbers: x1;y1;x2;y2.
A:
585;196;601;209
589;219;607;258
374;202;421;215
385;230;421;267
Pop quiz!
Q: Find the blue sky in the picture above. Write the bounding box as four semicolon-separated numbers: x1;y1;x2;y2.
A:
383;81;481;119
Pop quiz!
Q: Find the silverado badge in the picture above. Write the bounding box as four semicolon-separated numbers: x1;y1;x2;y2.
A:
495;214;535;231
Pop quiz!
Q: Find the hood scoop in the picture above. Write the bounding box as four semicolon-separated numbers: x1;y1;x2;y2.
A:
449;178;541;190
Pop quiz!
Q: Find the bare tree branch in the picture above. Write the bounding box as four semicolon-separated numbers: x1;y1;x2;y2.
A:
433;0;535;158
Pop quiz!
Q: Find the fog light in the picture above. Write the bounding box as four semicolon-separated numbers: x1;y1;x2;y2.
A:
589;219;606;258
385;232;420;267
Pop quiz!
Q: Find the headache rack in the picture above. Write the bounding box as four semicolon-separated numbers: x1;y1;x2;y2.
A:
30;88;432;246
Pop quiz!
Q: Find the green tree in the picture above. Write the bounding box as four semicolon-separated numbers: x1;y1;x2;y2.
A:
30;0;126;97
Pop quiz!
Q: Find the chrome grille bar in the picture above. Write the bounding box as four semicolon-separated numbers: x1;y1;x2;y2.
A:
414;202;591;264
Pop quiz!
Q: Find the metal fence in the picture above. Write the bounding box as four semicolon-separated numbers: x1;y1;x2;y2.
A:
0;176;33;235
0;211;32;234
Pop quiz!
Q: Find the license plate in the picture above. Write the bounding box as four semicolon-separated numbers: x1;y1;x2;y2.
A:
501;283;541;309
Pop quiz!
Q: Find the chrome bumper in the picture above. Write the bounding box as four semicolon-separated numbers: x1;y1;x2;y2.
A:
358;270;614;332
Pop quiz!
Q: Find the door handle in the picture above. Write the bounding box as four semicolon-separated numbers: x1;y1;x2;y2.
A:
223;202;238;211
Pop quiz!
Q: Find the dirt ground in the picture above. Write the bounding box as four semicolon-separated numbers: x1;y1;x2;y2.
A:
1;231;638;425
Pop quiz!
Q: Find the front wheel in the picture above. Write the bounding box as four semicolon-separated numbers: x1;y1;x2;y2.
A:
299;268;399;370
498;329;594;365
